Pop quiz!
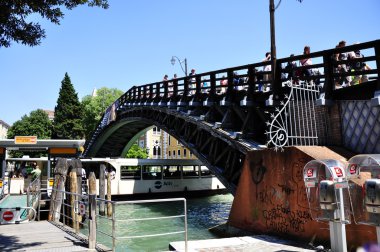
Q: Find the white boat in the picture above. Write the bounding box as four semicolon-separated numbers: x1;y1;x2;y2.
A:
81;158;227;199
3;157;227;199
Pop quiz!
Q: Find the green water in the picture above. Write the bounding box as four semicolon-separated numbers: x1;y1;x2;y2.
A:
94;194;233;252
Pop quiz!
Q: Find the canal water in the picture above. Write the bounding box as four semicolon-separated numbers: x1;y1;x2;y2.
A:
96;193;233;251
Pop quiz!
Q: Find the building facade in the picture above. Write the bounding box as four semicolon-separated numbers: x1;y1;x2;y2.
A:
0;120;10;139
138;126;195;159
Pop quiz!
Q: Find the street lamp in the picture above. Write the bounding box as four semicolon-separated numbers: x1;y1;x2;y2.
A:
269;0;303;90
171;56;188;76
270;0;277;89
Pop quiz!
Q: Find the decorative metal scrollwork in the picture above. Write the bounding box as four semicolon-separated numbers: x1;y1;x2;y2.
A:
266;81;294;151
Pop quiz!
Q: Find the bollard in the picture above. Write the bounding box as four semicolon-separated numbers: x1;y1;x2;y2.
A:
69;171;78;232
99;164;106;216
107;173;112;217
88;194;97;250
7;176;11;195
76;164;84;224
88;172;97;250
48;158;68;222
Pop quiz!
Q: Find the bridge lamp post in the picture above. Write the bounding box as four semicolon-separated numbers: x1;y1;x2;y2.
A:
269;0;303;89
171;56;188;77
270;0;277;89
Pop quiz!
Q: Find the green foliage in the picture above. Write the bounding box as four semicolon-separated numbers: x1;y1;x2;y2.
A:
52;73;84;139
81;87;123;140
0;1;109;48
7;109;52;157
125;144;148;159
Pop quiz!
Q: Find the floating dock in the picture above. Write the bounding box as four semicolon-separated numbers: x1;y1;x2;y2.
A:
169;236;316;252
0;220;110;252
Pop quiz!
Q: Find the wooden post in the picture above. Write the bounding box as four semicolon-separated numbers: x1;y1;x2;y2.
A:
76;161;84;224
69;171;79;232
88;172;97;250
48;158;69;221
76;167;82;197
107;173;112;217
99;164;106;216
88;172;96;196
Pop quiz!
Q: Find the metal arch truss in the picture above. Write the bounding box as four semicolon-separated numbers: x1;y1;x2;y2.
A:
116;107;255;195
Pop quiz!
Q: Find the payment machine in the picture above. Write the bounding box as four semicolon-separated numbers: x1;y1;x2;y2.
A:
303;159;350;252
346;154;380;242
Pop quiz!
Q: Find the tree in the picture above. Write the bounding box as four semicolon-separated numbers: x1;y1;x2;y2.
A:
7;109;52;157
125;144;148;159
0;0;108;48
52;73;84;139
81;87;123;140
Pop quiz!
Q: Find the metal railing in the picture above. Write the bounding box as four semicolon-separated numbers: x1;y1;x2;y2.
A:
0;180;7;200
27;177;41;208
49;189;89;230
47;188;188;252
95;197;188;252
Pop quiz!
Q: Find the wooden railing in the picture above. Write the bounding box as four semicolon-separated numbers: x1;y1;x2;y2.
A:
84;40;380;155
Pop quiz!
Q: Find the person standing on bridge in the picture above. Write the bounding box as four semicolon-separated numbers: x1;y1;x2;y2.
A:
219;75;228;94
300;46;313;78
168;74;176;97
261;52;271;92
189;69;196;95
337;40;352;87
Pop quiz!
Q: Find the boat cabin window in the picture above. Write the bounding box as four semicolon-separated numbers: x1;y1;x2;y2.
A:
183;165;199;178
120;165;141;180
142;165;162;180
200;166;212;177
163;165;181;179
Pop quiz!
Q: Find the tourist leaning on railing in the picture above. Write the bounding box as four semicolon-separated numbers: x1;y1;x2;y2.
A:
348;46;372;85
284;54;298;84
299;46;313;77
336;40;352;87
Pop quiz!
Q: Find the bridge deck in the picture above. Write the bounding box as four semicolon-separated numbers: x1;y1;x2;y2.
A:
0;221;108;252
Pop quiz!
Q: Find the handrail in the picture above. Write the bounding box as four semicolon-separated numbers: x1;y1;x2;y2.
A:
26;177;41;208
95;197;188;252
0;180;7;200
46;187;188;252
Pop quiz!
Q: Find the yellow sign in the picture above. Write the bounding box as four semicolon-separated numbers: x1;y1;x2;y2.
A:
0;180;2;188
14;136;37;144
49;179;54;187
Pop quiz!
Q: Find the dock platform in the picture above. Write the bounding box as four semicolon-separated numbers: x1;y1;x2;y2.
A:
169;235;316;252
0;220;109;252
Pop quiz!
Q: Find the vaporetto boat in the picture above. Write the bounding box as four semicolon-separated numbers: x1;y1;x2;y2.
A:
81;158;227;199
3;157;227;199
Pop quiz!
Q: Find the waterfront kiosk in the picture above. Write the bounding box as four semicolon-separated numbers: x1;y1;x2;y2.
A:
0;138;85;193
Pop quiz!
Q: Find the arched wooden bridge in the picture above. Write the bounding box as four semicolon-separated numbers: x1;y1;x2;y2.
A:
83;40;380;195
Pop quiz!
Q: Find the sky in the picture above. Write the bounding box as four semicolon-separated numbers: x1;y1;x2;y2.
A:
1;0;379;125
